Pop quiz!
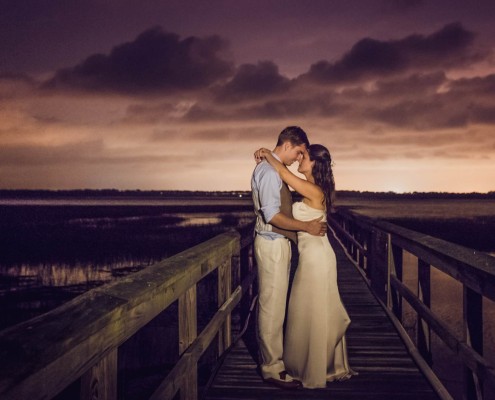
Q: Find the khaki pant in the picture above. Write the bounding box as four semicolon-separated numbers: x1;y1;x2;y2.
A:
254;235;291;379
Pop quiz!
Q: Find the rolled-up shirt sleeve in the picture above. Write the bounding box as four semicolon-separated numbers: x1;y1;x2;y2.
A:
257;166;282;223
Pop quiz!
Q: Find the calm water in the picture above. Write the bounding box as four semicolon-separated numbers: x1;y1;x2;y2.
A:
1;195;494;399
0;197;253;328
339;196;495;254
1;196;493;321
338;196;495;220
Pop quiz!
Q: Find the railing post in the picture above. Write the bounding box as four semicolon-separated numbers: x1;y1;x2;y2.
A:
218;259;232;354
331;208;495;400
387;234;402;322
365;229;372;277
348;220;356;260
357;228;366;270
463;286;483;400
369;228;377;293
347;218;352;254
178;285;198;400
417;259;432;365
239;237;255;324
387;235;403;321
80;349;118;400
370;228;387;302
350;220;357;261
387;234;393;309
231;245;242;332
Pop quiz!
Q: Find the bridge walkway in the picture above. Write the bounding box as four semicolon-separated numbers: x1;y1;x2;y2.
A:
204;230;439;400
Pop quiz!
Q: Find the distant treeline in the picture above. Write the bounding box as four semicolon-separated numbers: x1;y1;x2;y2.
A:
336;190;495;199
0;189;249;198
1;189;495;199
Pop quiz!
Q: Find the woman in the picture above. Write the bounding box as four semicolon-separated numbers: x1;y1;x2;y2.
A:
254;144;356;389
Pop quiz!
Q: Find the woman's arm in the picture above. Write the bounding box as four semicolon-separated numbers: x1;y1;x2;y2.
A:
269;212;325;236
255;148;324;207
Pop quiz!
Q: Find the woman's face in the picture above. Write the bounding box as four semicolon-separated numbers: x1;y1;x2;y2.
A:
297;150;315;175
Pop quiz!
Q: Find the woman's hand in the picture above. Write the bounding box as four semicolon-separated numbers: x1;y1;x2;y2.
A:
254;148;271;164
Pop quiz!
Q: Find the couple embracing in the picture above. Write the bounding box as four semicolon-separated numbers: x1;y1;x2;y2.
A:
251;126;357;389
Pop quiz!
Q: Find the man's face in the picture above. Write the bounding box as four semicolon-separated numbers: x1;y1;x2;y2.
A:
282;142;306;166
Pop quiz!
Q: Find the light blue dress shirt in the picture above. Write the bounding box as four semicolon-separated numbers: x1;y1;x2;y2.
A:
251;153;285;240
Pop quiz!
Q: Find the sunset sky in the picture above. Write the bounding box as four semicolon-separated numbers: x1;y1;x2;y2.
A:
1;0;494;193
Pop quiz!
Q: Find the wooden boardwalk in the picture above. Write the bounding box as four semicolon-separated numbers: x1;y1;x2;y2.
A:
203;230;440;400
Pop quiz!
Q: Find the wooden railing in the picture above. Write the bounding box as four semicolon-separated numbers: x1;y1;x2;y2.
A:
330;208;495;400
0;227;256;400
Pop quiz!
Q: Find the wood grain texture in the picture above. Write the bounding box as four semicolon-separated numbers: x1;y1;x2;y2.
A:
204;231;441;400
0;231;240;400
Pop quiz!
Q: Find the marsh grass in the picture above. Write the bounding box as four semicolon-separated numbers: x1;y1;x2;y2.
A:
0;204;250;330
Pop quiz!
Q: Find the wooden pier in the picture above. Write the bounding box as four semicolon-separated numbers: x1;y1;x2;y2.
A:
203;227;441;400
0;209;494;400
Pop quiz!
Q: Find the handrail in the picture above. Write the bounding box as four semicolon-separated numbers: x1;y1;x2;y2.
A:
330;208;495;400
0;227;256;400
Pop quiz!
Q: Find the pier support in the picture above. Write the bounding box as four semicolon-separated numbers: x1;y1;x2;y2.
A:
179;285;198;400
80;348;117;400
463;287;483;400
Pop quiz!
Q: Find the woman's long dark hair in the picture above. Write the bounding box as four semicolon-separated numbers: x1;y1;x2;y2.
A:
308;144;336;212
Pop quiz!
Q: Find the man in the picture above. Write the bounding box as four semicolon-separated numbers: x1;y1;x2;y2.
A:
251;126;326;389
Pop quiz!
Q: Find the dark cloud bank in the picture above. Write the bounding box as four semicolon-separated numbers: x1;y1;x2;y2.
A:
302;22;479;84
43;22;481;93
44;27;234;94
38;22;495;130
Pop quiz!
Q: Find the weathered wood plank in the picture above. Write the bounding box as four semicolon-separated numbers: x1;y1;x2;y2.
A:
80;348;118;400
179;285;198;400
0;291;127;400
376;220;495;302
179;285;198;354
218;260;232;355
0;230;240;400
204;231;441;400
390;275;495;387
331;209;495;399
333;211;495;301
150;283;244;400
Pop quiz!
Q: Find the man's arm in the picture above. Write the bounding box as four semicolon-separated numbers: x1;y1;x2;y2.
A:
269;213;326;236
256;162;326;237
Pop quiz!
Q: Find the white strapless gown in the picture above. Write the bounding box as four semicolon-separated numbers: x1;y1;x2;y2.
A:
284;201;356;388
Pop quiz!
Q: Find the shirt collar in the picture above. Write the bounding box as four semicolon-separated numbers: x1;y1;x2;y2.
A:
272;152;282;162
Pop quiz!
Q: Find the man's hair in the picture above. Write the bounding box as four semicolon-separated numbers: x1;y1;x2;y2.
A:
276;126;309;148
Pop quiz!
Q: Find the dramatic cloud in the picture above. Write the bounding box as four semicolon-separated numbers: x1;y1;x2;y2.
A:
1;3;494;192
448;73;495;96
43;27;234;95
371;72;448;97
214;61;291;102
354;72;495;129
302;23;479;84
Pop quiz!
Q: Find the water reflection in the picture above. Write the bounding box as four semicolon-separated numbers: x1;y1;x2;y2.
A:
0;206;253;330
176;215;221;227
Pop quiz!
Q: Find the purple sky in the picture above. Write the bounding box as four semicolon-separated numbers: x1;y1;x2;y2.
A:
1;0;494;192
